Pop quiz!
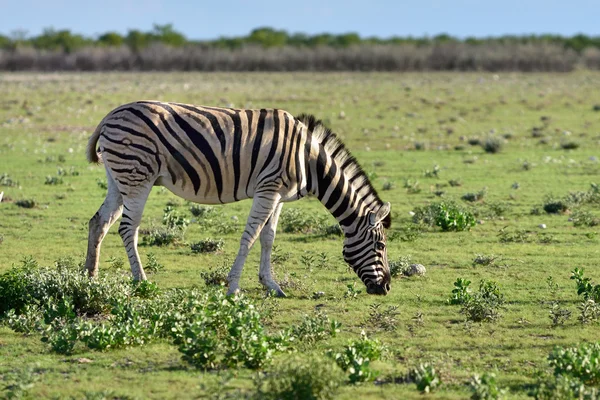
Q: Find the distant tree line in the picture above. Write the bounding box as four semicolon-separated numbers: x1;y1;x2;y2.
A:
0;25;599;71
1;25;599;52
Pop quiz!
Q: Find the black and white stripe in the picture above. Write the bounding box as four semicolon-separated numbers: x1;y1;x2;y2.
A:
85;101;392;296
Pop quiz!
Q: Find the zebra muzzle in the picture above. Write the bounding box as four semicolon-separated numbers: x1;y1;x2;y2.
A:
366;282;390;295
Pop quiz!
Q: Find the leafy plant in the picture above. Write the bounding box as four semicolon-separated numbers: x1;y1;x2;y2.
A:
288;312;341;345
578;300;600;324
0;173;18;187
15;199;36;209
44;175;63;185
571;268;600;302
389;255;412;277
571;210;600;227
412;201;476;232
470;372;506;400
190;238;224;253
365;303;400;331
482;136;503;153
145;252;164;274
461;280;505;322
462;188;487;202
344;283;361;299
200;262;230;286
253;356;344;400
410;363;441;393
473;254;499;267
548;342;600;385
449;278;472;305
328;332;384;383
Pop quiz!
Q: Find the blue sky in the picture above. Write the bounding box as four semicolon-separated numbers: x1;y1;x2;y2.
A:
0;0;598;39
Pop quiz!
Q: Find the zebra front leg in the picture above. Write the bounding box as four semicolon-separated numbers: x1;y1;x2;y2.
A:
85;171;123;278
258;203;286;297
227;191;282;295
118;184;152;281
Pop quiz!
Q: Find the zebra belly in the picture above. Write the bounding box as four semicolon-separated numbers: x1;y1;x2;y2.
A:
157;175;250;205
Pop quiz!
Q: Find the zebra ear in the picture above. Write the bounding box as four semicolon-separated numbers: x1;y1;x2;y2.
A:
370;202;391;227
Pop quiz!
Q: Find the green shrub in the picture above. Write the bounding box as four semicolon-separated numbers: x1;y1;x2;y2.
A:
410;363;441;393
365;303;400;331
328;332;384;383
200;262;230;286
578;299;600;324
461;280;505;322
389;255;412;277
289;312;341;345
571;268;600;303
462;188;487;202
44;175;63;185
530;374;599;400
470;372;506;400
190;238;224;253
162;206;189;230
449;278;472;305
482;137;503;153
571;210;600;227
145;253;164;274
3;305;43;334
542;195;569;214
412;201;476;232
548;342;600;385
189;204;218;218
280;208;328;234
15;199;36;208
253;356;344;400
0;173;18;187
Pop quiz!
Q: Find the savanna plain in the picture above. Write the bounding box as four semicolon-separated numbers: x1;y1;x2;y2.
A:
1;72;600;399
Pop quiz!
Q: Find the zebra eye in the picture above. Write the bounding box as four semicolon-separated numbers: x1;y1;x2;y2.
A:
375;242;385;251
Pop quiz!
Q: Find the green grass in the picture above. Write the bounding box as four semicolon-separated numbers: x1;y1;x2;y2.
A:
1;71;600;399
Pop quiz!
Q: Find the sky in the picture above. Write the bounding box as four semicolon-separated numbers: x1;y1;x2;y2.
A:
0;0;598;40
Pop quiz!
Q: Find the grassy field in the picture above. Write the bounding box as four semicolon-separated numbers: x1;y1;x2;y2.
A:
1;71;600;399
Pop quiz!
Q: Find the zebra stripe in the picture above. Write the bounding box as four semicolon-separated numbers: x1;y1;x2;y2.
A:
85;102;392;296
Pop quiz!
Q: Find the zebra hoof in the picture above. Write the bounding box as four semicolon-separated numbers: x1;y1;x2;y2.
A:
268;288;286;298
227;287;240;296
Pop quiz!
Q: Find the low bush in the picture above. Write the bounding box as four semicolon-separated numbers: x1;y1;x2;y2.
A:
571;268;600;303
15;199;36;209
462;188;487;202
449;278;472;305
289;312;341;345
410;363;441;393
389;255;413;277
190;238;224;253
0;173;18;187
328;332;384;383
548;342;600;385
253;356;344;400
482;137;503;153
460;280;505;322
469;372;506;400
412;201;476;232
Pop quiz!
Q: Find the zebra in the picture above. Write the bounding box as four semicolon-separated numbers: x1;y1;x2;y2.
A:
85;101;392;296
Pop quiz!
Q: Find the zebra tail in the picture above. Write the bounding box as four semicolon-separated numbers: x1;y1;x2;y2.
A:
86;122;104;164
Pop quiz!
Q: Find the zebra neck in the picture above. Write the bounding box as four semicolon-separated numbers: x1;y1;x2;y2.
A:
311;149;364;229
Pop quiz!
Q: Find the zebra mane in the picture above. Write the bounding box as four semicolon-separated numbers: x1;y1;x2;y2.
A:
297;113;391;229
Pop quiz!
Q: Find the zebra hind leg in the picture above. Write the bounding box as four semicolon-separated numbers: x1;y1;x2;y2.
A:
85;171;123;278
118;183;153;281
227;191;282;296
258;203;286;297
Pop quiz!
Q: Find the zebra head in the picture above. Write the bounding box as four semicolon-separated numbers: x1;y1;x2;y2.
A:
342;202;392;295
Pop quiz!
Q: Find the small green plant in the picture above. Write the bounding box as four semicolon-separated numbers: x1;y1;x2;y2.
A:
410;363;441;393
412;201;476;232
461;280;505;322
571;210;600;227
470;372;506;400
15;199;36;209
44;175;63;185
498;228;531;243
280;208;327;234
0;173;18;187
382;180;395;191
482;136;503;153
388;224;422;242
548;342;600;385
571;268;600;303
328;332;384;383
473;254;499;267
403;178;421;194
145;253;164;274
344;283;361;299
365;303;400;331
542;195;569;214
389;255;412;277
96;179;108;190
462;188;487;202
578;299;600;324
189;204;217;218
448;178;463;187
107;256;125;270
253;356;344;400
560;141;580;150
449;278;472;305
423;164;441;178
200;262;230;286
162;206;189;230
289;312;341;345
190;238;224;253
